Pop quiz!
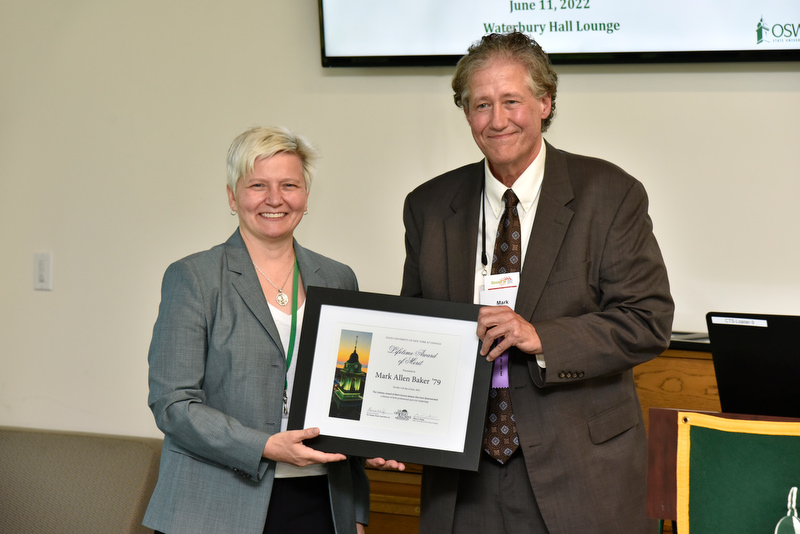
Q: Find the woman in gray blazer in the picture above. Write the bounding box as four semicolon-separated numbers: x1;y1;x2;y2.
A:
144;126;372;534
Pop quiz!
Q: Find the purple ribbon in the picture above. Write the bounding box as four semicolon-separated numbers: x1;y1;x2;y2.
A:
491;352;509;388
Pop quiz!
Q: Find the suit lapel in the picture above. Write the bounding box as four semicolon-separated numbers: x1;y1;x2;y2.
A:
294;240;326;291
225;231;285;354
516;142;575;321
444;163;483;304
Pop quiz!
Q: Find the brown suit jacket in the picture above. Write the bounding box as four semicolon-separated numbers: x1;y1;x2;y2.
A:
401;141;674;533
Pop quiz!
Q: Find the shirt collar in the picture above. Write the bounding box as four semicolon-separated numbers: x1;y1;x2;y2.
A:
484;142;546;218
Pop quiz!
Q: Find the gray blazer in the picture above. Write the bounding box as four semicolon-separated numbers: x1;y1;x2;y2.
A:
402;141;674;534
144;230;369;534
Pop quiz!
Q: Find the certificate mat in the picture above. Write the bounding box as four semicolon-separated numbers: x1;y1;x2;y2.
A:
288;287;491;471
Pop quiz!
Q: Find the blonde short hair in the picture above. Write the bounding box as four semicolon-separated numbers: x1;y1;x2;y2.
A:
226;126;318;195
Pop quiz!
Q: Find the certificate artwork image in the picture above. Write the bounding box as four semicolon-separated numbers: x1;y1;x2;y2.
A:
329;330;372;421
304;305;477;453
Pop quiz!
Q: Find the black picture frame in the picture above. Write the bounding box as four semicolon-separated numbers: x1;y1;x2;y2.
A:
288;287;492;471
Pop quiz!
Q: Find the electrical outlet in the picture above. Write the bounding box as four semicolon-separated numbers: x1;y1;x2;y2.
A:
34;252;52;291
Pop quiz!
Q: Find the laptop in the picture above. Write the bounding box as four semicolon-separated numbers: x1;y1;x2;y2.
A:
706;311;800;419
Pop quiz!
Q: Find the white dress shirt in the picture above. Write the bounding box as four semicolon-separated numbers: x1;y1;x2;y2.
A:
473;143;547;366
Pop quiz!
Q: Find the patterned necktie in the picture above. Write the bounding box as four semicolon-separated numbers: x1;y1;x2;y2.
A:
483;189;521;464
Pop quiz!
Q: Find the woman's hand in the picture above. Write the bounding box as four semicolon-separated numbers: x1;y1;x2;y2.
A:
365;458;406;471
263;427;346;466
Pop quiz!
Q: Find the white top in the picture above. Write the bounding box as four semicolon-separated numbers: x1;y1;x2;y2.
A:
268;301;327;478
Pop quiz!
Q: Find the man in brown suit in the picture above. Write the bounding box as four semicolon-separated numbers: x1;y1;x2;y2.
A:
401;33;673;533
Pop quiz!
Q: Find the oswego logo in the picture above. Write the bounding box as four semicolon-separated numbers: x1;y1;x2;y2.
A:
757;17;769;44
756;16;800;44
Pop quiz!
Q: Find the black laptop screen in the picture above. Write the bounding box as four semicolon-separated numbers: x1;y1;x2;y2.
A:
706;312;800;419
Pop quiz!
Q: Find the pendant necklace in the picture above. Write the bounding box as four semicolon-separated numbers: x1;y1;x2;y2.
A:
253;259;294;306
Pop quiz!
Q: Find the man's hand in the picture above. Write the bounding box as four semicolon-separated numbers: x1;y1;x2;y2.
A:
365;457;406;471
262;427;346;466
477;305;542;361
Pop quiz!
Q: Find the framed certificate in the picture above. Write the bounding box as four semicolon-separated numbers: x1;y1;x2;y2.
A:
288;286;491;471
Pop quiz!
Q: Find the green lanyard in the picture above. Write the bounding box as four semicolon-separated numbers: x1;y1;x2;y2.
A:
283;258;300;416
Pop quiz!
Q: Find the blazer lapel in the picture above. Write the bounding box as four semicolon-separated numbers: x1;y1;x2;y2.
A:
516;142;575;321
294;240;326;290
226;231;285;354
444;163;483;304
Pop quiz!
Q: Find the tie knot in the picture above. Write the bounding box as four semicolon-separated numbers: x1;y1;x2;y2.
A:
502;189;519;209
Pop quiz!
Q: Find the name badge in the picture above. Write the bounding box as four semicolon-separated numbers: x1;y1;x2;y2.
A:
480;273;519;388
480;272;519;308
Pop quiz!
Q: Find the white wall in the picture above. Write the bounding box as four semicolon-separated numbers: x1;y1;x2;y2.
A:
2;1;799;438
